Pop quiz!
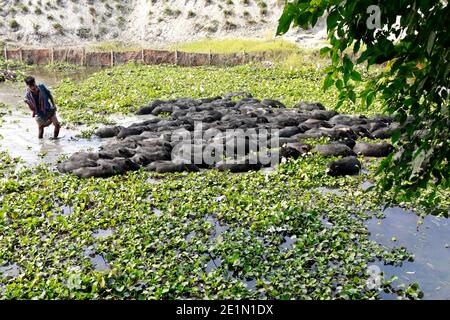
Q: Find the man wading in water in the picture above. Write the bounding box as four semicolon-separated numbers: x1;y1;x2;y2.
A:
24;76;61;139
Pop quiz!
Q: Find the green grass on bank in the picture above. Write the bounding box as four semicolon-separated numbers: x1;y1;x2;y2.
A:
170;38;327;68
86;41;144;53
170;38;302;54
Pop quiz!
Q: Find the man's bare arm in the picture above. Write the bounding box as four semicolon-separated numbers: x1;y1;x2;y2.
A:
25;101;34;111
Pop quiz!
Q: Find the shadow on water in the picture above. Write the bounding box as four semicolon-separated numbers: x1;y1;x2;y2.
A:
203;215;228;275
366;207;450;300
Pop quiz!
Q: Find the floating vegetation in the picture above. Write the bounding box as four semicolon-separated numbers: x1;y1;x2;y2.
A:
54;63;376;128
1;63;448;300
1;145;447;299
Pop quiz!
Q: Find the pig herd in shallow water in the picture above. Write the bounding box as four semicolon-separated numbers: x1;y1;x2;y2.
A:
58;93;397;178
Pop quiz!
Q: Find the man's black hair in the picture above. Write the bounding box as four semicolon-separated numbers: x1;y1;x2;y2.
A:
24;76;36;86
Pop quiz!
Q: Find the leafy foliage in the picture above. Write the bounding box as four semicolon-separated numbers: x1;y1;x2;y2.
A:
277;0;449;209
0;150;432;299
54;63;348;127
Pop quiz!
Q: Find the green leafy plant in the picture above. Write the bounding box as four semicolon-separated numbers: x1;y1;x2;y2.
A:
277;0;449;210
0;149;436;299
76;27;91;39
52;23;64;35
9;19;20;30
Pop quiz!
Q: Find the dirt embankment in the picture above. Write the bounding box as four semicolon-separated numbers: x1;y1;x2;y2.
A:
0;0;326;48
2;47;303;67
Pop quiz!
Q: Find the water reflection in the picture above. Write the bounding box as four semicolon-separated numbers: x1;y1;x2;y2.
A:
366;207;450;300
92;229;114;239
0;263;20;278
316;186;341;195
0;112;104;166
206;215;229;241
0;66;101;107
90;255;111;272
280;235;297;250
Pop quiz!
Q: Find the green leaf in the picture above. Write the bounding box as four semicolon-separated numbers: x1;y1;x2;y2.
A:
276;4;297;35
326;9;340;30
348;90;357;103
320;46;331;57
323;74;334;91
366;91;375;107
350;70;362;81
